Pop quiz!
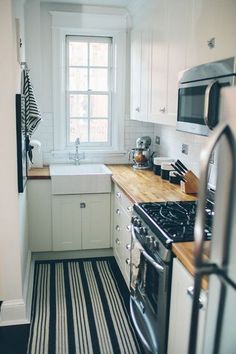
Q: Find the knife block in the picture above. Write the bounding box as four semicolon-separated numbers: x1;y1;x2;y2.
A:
180;170;199;194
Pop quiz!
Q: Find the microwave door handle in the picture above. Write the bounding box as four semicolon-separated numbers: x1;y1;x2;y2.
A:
188;122;234;354
204;80;220;129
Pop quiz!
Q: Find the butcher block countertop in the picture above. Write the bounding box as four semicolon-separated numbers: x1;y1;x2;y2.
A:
107;164;197;203
28;166;51;179
108;165;209;289
28;164;208;288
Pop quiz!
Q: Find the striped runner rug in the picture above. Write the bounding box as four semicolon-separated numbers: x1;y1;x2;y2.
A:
27;257;142;354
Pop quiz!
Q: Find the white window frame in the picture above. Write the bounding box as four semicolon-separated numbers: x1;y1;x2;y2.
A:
66;35;112;148
51;11;127;155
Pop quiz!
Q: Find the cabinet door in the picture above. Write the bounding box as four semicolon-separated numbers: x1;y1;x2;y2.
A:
168;258;207;354
28;180;52;252
166;0;192;124
82;194;111;249
148;1;168;124
52;195;82;251
130;29;150;121
130;29;142;120
187;0;236;67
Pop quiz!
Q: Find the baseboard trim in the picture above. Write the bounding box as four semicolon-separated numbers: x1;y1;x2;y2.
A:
0;251;34;327
32;248;113;261
0;299;30;326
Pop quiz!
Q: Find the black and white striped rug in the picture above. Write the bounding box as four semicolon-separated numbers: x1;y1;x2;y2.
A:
27;257;142;354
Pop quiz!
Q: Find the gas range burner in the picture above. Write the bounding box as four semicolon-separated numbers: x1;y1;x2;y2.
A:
133;200;213;246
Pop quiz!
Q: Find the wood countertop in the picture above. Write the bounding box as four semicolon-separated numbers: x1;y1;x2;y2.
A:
172;242;210;290
107;164;197;203
107;165;209;289
28;166;50;179
28;164;207;288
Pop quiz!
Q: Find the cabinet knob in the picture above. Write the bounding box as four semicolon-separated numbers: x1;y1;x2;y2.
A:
125;258;130;265
126;225;131;232
135;107;140;112
127;206;133;213
116;208;121;215
159;107;166;113
207;37;215;49
126;243;131;250
115;238;120;245
115;225;120;232
116;192;121;199
80;202;86;208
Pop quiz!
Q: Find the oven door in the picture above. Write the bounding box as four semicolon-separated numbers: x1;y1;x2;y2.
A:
130;225;169;354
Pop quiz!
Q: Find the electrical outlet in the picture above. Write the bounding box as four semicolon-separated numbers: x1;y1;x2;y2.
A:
182;144;189;155
155;136;161;145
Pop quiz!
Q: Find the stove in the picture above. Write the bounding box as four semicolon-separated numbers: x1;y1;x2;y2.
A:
133;200;213;248
130;199;214;354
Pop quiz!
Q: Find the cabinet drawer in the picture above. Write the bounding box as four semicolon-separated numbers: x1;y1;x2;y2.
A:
114;185;133;216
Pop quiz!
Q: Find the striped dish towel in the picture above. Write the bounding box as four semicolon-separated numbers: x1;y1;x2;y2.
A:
23;70;42;137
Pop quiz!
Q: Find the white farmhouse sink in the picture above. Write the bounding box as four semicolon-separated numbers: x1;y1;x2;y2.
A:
50;164;112;195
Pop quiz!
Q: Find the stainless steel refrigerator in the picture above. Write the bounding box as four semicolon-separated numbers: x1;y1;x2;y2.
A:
188;86;236;354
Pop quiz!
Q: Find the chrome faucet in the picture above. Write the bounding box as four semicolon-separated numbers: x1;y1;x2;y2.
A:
75;137;80;153
69;137;85;165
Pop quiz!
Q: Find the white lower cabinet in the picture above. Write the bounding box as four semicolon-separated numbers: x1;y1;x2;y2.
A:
52;193;111;251
28;180;52;252
113;185;133;286
168;258;207;354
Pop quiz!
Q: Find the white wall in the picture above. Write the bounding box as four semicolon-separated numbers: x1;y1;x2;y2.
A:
24;1;155;164
12;0;30;303
0;0;23;301
0;0;30;326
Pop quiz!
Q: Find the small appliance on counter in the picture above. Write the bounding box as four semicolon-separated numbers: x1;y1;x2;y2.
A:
29;139;43;168
129;136;153;169
161;163;175;180
153;157;174;175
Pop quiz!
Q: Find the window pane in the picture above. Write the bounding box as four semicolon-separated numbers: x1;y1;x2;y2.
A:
90;69;108;91
90;119;108;142
90;95;108;117
70;95;88;117
69;41;88;66
69;68;88;91
70;119;88;143
90;42;108;67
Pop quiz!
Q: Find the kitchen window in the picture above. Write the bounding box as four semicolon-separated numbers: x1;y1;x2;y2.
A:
66;36;112;147
52;11;127;155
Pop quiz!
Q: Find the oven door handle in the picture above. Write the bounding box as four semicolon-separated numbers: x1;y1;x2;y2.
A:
131;224;164;273
141;249;164;273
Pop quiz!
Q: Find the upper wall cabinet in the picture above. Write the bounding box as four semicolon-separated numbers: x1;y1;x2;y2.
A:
130;29;149;122
186;0;236;67
130;0;192;126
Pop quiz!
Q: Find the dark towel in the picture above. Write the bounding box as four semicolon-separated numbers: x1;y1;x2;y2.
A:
23;70;42;137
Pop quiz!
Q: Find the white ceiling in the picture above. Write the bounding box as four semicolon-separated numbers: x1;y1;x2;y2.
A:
40;0;132;7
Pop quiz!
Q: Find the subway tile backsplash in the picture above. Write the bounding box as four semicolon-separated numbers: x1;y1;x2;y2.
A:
31;112;155;165
153;123;217;186
31;111;216;187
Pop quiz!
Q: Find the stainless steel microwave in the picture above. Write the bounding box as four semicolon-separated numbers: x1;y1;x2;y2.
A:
177;57;236;136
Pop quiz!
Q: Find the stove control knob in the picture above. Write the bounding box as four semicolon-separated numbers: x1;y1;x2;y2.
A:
153;240;160;251
140;227;148;236
131;217;142;227
146;235;153;245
